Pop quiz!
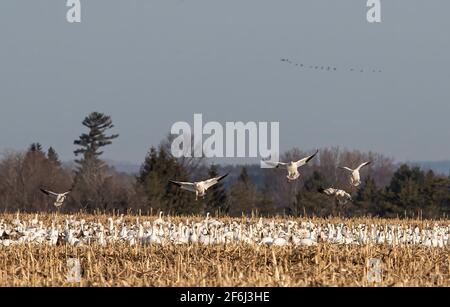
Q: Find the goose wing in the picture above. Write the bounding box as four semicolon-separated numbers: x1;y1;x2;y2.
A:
338;190;353;201
61;190;72;196
262;160;288;169
169;180;196;192
203;173;228;190
295;149;319;167
335;188;352;197
318;187;336;196
40;188;58;198
344;191;353;199
356;161;371;171
338;166;354;172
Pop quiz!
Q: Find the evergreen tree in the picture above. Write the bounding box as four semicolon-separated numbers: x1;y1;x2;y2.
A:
293;171;331;217
73;111;119;168
137;145;195;214
137;147;158;184
377;164;450;218
420;170;439;217
356;176;378;202
204;164;228;215
28;143;43;153
71;112;119;210
256;182;275;217
355;176;379;216
228;167;257;216
383;164;424;217
47;147;61;166
238;167;251;184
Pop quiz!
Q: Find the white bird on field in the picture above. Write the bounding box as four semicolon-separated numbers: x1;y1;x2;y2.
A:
263;150;318;182
338;161;371;187
40;188;71;207
293;235;317;247
169;174;228;200
154;211;165;225
318;187;352;205
273;237;288;246
260;236;274;246
0;214;448;248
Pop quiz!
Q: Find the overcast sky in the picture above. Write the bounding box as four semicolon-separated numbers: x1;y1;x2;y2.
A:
0;0;449;164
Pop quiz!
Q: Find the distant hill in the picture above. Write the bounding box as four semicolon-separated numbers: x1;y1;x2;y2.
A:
407;161;450;176
104;159;141;174
62;160;141;175
62;160;450;185
215;164;265;189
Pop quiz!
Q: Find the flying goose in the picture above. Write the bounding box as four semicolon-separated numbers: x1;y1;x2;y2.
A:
338;161;371;187
40;188;71;207
318;187;352;205
263;150;318;182
169;173;228;200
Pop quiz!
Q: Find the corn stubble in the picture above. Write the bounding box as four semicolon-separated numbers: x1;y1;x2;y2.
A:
0;214;448;287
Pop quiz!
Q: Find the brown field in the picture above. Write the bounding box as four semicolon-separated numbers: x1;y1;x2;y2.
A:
0;213;449;287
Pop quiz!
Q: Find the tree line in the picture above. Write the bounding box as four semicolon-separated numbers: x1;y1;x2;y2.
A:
0;112;449;218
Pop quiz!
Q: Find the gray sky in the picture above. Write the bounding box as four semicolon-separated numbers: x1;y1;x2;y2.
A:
0;0;449;164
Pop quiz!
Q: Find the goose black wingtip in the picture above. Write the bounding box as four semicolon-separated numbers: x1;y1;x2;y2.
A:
39;188;49;195
218;173;229;181
169;180;181;187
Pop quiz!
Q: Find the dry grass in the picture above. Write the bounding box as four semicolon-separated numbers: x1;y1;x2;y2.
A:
0;213;449;287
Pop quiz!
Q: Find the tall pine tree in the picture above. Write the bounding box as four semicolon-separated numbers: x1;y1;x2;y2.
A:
74;111;119;169
72;112;119;210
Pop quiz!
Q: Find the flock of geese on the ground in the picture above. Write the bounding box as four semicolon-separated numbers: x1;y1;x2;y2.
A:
40;150;370;207
0;213;448;248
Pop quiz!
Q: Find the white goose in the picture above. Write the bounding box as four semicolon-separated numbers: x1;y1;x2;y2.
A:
318;187;352;205
260;235;274;246
48;222;59;246
170;173;228;200
338;161;371;187
273;236;288;246
40;188;71;207
263;150;318;182
154;211;165;225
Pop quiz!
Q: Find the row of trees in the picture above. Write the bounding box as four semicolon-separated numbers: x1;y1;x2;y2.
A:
0;112;449;218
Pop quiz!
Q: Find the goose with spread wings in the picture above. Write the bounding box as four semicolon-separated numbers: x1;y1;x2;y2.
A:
170;174;228;201
339;161;371;187
40;188;72;207
318;187;352;205
263;150;318;182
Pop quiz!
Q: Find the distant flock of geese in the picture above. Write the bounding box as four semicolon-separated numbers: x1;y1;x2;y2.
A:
40;150;371;208
0;213;448;248
280;58;383;73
